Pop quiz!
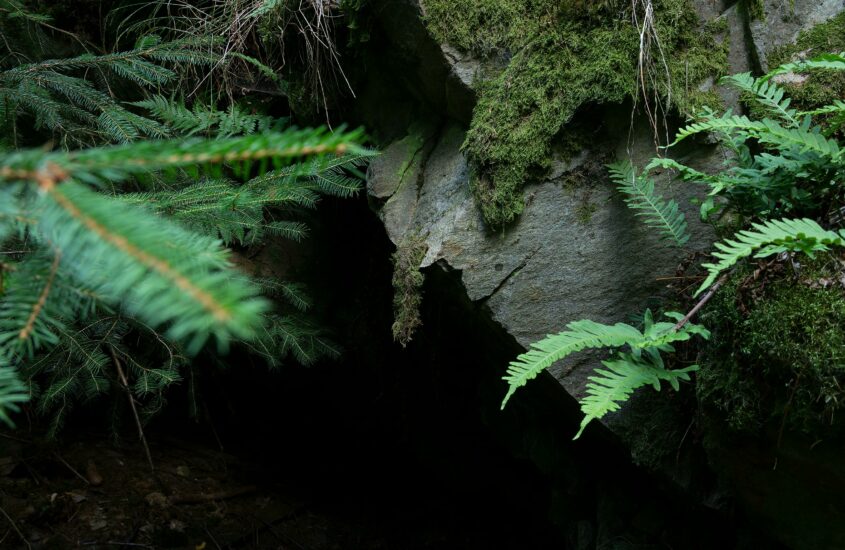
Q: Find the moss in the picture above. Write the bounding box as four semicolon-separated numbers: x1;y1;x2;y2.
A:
423;0;727;227
391;234;429;347
766;13;845;120
698;255;845;436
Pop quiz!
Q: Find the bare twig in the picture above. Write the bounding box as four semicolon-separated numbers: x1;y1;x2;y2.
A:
0;505;31;550
109;345;154;472
672;274;729;331
53;452;90;485
169;485;256;505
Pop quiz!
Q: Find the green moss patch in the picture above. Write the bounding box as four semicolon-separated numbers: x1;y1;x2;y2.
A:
423;0;726;227
698;255;845;436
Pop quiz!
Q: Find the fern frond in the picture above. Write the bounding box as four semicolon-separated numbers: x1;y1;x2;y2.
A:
763;52;845;82
132;95;276;138
696;218;845;296
799;99;845;118
609;161;690;246
502;320;644;408
672;113;840;159
576;356;697;438
503;310;710;437
721;72;798;126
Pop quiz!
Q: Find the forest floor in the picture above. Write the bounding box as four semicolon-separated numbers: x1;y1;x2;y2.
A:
0;431;477;550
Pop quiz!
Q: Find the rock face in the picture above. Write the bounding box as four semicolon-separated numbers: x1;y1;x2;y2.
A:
749;0;845;71
365;0;845;546
369;121;715;406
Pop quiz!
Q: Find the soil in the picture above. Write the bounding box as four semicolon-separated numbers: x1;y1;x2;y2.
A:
0;429;524;550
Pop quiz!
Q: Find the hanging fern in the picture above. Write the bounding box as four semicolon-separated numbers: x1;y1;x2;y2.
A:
502;310;708;438
696;218;845;296
578;355;698;438
609;161;690;246
131;95;278;138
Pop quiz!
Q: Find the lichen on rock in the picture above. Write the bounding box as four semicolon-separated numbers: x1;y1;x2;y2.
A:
421;0;727;227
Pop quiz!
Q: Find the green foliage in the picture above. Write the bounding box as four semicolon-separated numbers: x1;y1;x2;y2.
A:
502;310;709;438
423;0;727;227
609;161;690;246
764;52;845;84
0;127;367;425
131;95;279;138
0;35;218;145
0;355;30;427
722;72;799;126
696;218;845;296
117;151;374;246
650;59;845;219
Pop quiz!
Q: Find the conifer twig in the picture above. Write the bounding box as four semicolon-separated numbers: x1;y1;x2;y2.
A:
110;345;154;472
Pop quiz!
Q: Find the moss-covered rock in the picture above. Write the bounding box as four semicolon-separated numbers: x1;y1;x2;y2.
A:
698;254;845;436
422;0;727;227
765;12;845;124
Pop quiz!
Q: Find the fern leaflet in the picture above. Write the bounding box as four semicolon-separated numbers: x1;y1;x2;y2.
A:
609;161;690;246
696;218;845;296
721;72;798;127
763;52;845;82
577;355;698;438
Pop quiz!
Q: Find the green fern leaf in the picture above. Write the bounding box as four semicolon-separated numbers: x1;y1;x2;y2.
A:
696;218;845;296
721;72;798;126
502;320;645;408
763;52;845;82
577;356;697;438
609;161;690;246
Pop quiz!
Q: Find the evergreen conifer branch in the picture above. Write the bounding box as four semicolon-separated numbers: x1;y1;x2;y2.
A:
36;180;266;352
0;357;29;427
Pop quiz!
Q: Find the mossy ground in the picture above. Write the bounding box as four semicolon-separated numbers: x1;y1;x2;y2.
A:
423;0;726;227
698;254;845;436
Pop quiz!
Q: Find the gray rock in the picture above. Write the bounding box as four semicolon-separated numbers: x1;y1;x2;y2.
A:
370;121;716;442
